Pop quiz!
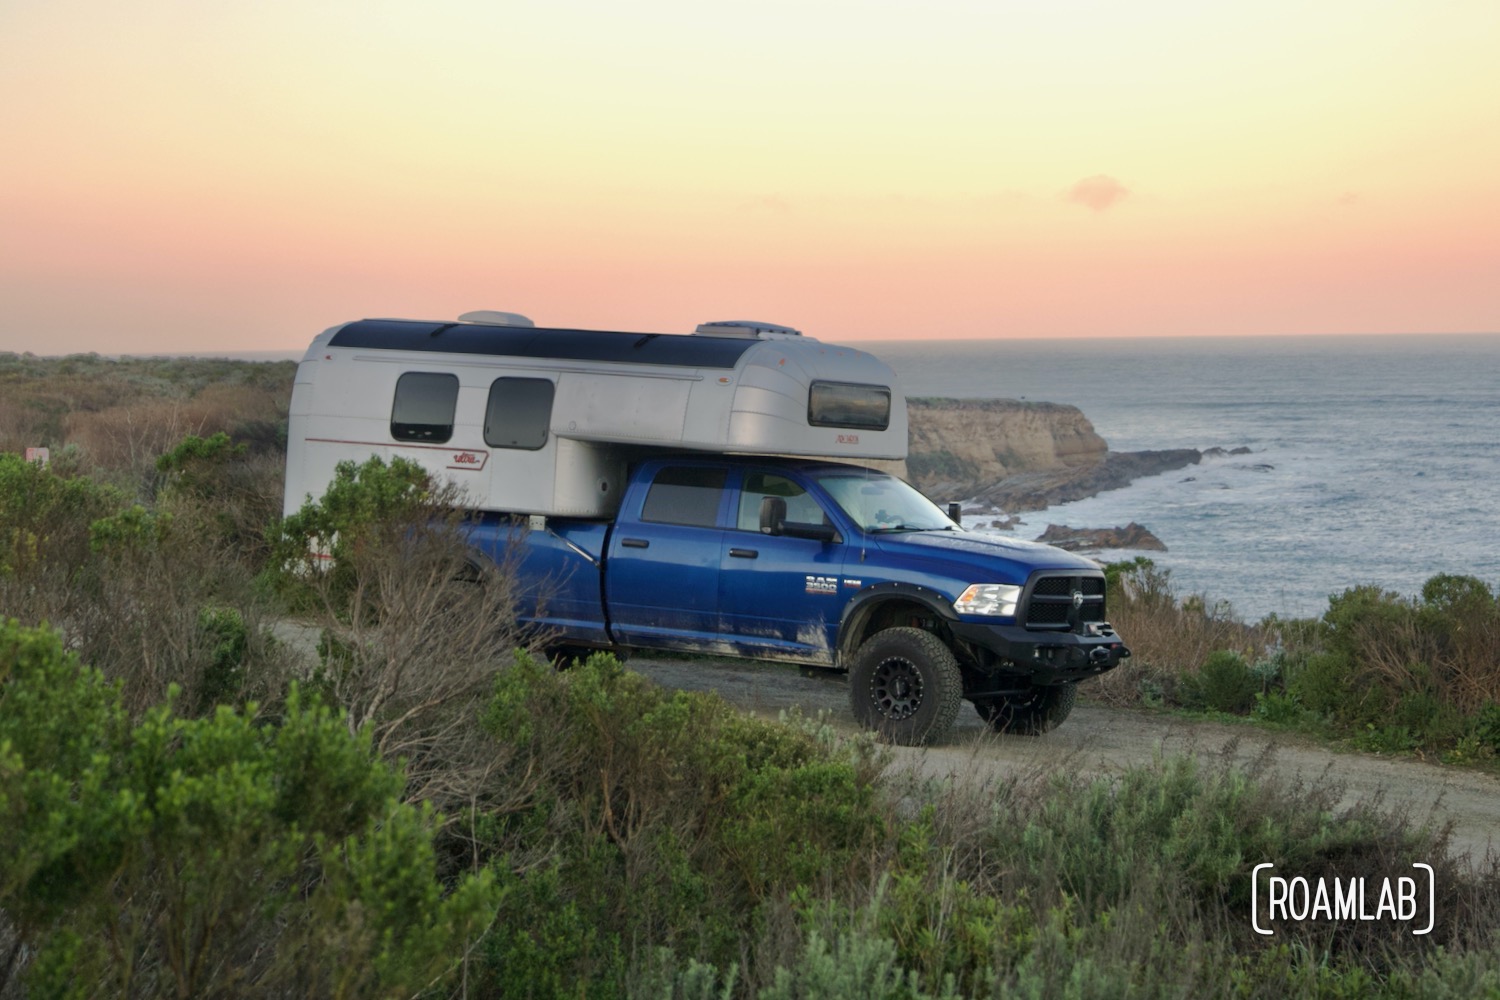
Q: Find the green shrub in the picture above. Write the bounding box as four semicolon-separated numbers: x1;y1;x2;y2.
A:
0;451;124;579
482;862;627;996
1473;702;1500;753
152;431;284;568
153;430;246;486
196;605;251;710
474;652;887;992
1286;651;1354;718
1252;689;1314;727
759;926;935;1000
274;454;433;606
0;619;497;997
87;503;172;557
1181;650;1258;714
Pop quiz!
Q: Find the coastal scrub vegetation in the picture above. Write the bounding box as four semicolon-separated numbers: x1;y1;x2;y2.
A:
1099;557;1500;762
7;618;1500;996
4;354;1500;995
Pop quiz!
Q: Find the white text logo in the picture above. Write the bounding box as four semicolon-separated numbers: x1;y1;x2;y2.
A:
1250;863;1435;936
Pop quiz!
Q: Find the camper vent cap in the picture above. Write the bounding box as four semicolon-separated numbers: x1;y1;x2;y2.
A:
458;310;536;328
694;320;802;338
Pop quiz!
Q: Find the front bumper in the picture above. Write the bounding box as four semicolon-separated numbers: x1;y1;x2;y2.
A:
949;621;1131;685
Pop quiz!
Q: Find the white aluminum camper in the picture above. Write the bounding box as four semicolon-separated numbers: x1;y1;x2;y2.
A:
283;312;908;518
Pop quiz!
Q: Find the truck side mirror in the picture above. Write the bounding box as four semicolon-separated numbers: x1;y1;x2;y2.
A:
759;496;787;535
947;502;962;525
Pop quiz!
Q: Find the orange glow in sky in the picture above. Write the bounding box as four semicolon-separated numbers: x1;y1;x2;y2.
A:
1;0;1497;353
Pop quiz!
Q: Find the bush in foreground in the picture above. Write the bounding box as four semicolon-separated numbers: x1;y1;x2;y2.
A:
0;620;496;998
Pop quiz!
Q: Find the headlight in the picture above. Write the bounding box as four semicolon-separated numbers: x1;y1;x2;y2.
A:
954;583;1022;617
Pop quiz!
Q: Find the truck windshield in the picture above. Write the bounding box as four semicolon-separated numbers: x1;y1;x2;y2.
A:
815;472;957;533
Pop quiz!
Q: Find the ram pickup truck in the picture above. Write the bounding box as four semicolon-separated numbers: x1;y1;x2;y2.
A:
467;453;1129;745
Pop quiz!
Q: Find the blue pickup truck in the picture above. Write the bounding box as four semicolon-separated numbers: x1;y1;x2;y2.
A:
468;454;1129;745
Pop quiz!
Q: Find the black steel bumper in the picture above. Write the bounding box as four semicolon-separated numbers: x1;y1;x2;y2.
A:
949;621;1131;685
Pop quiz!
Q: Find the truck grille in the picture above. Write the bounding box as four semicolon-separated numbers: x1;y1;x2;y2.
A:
1023;573;1107;630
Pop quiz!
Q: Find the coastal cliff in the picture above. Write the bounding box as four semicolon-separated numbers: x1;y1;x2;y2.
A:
902;397;1200;512
904;398;1106;489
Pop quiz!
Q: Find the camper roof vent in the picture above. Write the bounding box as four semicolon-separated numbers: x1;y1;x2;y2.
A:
459;310;536;328
694;320;802;339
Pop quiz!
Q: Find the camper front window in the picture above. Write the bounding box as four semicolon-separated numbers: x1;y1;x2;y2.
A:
808;381;891;430
391;372;459;443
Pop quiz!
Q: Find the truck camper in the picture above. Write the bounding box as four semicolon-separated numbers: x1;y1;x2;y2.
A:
285;312;1128;745
283;311;906;520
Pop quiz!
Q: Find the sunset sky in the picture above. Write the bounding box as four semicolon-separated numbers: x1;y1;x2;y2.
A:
2;0;1497;353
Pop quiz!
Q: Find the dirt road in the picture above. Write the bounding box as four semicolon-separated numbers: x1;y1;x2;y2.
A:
628;655;1500;867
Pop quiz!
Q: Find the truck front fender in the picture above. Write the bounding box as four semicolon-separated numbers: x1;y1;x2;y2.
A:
837;583;960;664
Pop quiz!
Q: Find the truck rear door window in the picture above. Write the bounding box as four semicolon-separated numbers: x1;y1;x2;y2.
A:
484;377;554;450
808;381;891;430
391;372;459;442
641;467;726;527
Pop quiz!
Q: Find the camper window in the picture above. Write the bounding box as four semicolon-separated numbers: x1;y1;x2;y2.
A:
641;467;727;528
808;381;891;430
484;377;555;450
391;372;459;442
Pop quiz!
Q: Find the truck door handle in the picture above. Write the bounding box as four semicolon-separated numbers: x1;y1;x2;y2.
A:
729;547;758;559
621;538;650;549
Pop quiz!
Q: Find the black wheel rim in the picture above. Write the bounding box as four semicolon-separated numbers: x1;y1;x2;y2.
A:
870;656;923;720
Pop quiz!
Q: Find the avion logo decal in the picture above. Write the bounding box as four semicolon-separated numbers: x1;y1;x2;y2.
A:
449;450;487;470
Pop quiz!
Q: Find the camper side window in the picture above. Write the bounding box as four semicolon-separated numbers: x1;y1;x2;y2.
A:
391;372;460;443
641;467;727;528
484;377;555;450
808;381;891;430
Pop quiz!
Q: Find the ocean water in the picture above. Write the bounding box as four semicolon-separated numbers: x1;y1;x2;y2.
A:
859;334;1500;622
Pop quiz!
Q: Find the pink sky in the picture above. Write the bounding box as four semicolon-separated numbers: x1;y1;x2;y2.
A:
2;0;1497;354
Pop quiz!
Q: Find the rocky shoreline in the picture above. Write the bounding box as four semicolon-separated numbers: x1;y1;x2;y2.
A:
901;398;1224;552
957;448;1203;513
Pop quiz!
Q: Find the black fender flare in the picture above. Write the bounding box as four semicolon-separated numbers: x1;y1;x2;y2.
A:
837;583;960;663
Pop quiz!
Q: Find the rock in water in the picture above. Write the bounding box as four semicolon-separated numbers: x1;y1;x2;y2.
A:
1035;522;1167;552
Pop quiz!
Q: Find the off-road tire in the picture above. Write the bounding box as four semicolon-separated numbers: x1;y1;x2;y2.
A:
848;627;963;746
974;682;1077;735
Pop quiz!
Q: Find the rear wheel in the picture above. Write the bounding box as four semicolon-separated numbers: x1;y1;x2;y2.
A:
974;683;1077;735
848;627;963;746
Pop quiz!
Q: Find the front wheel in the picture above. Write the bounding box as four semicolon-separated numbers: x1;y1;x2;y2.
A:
974;683;1077;735
848;627;963;746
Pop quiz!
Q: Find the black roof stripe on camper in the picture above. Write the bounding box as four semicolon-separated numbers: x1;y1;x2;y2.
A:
328;320;758;368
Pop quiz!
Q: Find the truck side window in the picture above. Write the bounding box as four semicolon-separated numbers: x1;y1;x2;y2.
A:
391;372;459;442
737;472;827;531
808;381;890;430
641;467;726;527
484;377;554;450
